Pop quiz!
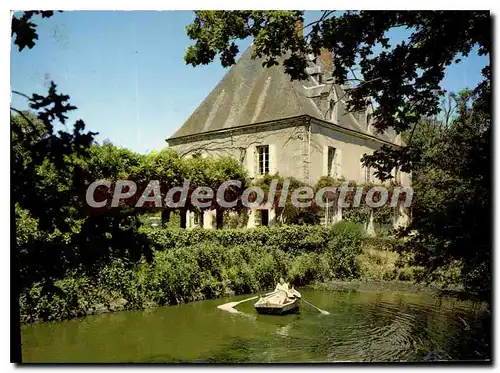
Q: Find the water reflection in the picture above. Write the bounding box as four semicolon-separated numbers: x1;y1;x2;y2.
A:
21;289;490;363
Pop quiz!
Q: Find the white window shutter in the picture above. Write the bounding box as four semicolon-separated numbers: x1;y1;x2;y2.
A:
254;146;259;175
335;148;342;178
323;145;328;176
269;144;277;175
246;145;255;178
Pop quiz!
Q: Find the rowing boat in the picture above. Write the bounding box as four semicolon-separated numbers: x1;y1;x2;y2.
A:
254;289;301;315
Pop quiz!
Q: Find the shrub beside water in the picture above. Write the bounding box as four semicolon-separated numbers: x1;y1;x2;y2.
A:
19;222;364;323
358;237;459;285
143;224;348;253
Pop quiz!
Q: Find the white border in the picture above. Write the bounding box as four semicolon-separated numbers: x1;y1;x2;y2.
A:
4;1;498;10
2;3;497;371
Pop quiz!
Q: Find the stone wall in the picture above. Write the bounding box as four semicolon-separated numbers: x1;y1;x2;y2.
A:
309;118;411;186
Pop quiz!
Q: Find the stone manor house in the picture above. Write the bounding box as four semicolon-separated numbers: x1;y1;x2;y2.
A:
166;44;411;231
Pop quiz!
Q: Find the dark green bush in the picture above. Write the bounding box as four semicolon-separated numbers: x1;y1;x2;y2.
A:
20;223;364;323
362;236;400;251
141;223;362;254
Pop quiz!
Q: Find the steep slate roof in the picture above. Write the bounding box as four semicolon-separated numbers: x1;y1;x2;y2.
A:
169;46;396;144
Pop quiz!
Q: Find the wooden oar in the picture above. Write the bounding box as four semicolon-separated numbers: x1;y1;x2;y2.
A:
217;295;259;313
302;299;330;315
217;290;282;313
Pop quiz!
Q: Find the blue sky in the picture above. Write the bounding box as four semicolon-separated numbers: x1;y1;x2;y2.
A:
11;11;489;154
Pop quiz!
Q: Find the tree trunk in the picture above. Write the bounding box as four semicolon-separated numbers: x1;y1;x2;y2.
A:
216;208;224;229
161;207;171;227
180;208;187;229
261;209;269;226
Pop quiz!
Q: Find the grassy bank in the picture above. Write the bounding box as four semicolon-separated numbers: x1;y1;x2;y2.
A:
19;222;462;324
311;280;462;294
358;236;463;288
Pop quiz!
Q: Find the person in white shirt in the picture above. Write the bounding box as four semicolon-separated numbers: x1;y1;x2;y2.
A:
272;277;300;304
274;277;289;293
258;277;301;306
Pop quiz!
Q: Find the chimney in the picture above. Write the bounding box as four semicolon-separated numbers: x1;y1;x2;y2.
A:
320;48;333;72
295;18;303;39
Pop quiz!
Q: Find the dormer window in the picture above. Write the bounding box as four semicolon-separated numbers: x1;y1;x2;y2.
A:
365;113;374;133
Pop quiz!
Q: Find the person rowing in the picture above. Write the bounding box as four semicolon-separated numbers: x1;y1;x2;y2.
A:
265;278;301;305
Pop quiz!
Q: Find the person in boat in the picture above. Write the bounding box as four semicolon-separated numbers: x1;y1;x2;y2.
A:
257;278;301;306
274;277;290;294
271;278;300;305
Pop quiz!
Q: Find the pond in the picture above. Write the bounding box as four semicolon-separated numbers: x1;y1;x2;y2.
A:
21;288;491;363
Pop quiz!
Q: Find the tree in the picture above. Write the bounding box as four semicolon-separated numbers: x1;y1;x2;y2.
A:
253;174;320;225
13;122;151;289
11;13;95;358
183;155;248;228
11;12;96;234
11;11;59;51
128;148;182;223
402;90;490;294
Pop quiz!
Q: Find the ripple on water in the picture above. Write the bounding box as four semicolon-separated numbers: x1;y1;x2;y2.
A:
281;291;489;362
20;289;491;363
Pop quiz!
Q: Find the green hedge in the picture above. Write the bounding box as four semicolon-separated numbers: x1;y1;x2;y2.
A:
20;222;363;323
142;222;363;254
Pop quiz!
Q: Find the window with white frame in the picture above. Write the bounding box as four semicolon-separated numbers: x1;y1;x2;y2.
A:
257;145;270;175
